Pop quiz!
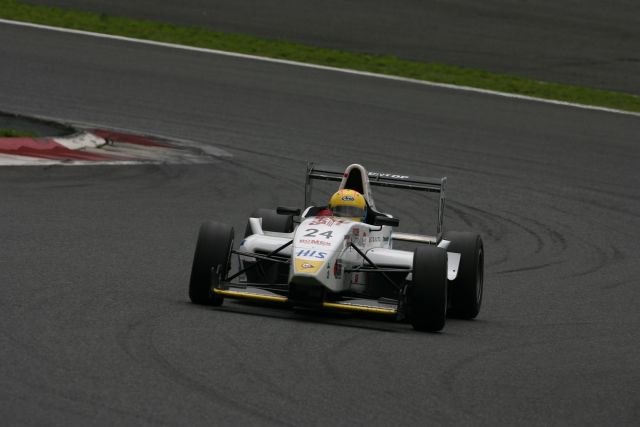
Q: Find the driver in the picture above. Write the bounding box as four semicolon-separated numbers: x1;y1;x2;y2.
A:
327;189;367;222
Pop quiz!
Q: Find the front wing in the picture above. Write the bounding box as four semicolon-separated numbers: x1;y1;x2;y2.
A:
212;282;399;316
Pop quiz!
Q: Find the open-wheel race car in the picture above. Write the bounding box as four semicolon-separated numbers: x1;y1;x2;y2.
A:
188;163;483;332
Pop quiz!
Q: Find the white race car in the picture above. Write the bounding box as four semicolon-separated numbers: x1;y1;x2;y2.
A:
189;163;483;332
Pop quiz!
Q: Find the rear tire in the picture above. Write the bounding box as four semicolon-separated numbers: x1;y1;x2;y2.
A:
444;231;484;319
244;208;293;237
407;245;448;332
244;208;293;284
189;221;234;305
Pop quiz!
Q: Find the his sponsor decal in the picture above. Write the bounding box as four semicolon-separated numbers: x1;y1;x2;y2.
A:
341;195;355;201
301;263;314;269
295;249;327;259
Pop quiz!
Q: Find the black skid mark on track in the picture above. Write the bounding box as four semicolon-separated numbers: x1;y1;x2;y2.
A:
445;201;509;269
3;291;169;425
436;324;604;421
448;200;572;276
496;260;564;275
558;230;624;280
226;157;301;188
318;331;371;383
213;140;304;165
522;188;633;280
212;326;303;408
115;307;299;426
447;202;542;272
599;278;634;291
278;323;400;423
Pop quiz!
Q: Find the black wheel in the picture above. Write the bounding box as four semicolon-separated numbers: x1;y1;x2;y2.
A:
407;245;448;332
243;208;293;284
189;221;234;305
444;231;484;319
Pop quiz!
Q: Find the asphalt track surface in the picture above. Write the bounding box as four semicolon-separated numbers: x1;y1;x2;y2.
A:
23;0;640;94
1;22;640;426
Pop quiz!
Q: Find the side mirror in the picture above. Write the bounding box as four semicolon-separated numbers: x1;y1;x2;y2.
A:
374;215;399;227
277;206;301;216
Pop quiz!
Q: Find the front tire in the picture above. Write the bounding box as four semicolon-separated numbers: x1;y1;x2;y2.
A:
189;221;234;305
407;245;448;332
445;231;484;319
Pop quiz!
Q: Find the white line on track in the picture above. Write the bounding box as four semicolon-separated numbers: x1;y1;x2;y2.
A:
1;18;639;118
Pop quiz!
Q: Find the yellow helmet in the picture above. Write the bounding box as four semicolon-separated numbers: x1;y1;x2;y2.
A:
329;189;367;222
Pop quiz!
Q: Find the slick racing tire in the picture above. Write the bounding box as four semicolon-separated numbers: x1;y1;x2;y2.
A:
444;231;484;319
244;208;293;284
189;221;234;305
408;245;448;332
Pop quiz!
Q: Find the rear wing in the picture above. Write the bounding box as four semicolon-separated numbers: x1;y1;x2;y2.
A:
305;163;447;241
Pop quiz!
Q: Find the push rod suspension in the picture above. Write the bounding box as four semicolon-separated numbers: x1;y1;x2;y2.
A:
349;242;402;291
225;240;293;282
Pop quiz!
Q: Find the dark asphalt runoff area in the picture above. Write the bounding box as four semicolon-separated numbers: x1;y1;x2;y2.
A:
1;22;640;426
23;0;640;94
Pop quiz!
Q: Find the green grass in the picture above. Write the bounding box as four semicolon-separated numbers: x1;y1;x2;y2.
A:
1;0;639;113
0;128;38;137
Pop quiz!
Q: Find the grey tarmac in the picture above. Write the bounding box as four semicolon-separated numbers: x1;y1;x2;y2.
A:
1;23;639;426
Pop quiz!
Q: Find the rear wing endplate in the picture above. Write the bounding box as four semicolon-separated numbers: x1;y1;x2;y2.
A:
305;163;447;240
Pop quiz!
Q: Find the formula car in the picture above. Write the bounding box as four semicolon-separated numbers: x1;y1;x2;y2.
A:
188;163;484;332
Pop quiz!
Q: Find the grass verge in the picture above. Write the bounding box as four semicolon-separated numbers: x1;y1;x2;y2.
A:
1;0;639;113
0;128;38;137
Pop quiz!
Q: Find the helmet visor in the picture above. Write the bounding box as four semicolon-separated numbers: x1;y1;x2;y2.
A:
333;205;366;219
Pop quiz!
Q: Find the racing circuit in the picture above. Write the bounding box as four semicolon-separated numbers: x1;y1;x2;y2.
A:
1;9;640;427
